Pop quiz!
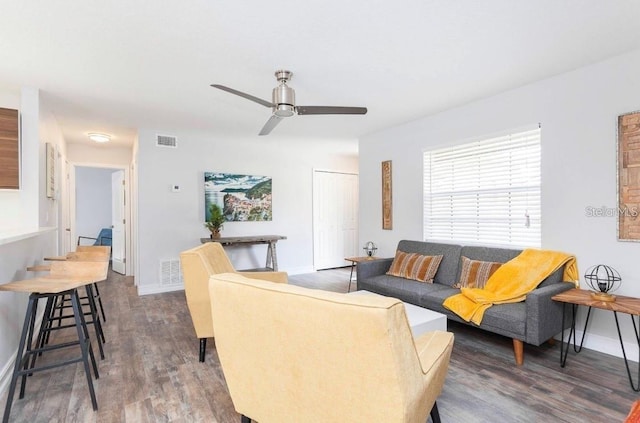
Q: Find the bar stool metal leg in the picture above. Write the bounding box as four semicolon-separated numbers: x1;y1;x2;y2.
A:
93;282;107;322
39;288;106;359
70;289;99;409
19;295;40;398
84;284;105;359
3;294;37;423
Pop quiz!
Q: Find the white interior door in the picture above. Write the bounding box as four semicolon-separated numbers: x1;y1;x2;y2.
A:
313;170;359;270
111;170;126;274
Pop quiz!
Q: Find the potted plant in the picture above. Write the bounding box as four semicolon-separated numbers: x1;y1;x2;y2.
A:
204;203;225;238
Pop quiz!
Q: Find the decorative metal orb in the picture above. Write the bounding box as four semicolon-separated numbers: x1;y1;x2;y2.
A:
584;264;621;300
363;241;378;257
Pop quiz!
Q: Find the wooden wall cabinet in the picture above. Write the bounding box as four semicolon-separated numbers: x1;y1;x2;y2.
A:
0;107;19;189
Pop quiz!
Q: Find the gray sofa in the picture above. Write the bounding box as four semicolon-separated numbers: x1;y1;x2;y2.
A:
357;240;574;365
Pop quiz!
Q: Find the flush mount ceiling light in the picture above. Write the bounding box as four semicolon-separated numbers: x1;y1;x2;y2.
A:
88;133;111;143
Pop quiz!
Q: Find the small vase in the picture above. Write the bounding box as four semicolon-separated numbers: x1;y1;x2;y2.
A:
210;230;221;239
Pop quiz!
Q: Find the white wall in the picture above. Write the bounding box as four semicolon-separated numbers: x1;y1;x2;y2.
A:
0;88;64;234
359;48;640;359
75;167;114;243
0;231;56;394
39;103;66;238
66;143;132;166
136;129;358;294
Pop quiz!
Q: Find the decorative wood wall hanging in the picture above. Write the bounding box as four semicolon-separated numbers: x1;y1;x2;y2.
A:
618;111;640;241
382;160;392;230
0;107;19;189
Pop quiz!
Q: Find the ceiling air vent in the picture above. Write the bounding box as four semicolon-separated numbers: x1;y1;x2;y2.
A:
156;134;177;148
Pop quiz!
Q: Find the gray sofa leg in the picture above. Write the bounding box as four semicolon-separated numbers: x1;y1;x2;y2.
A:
199;338;206;362
241;415;251;423
430;401;441;423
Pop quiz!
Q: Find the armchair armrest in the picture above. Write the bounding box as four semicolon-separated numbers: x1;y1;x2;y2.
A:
413;330;455;374
356;258;394;283
525;282;574;345
77;236;97;246
237;271;288;284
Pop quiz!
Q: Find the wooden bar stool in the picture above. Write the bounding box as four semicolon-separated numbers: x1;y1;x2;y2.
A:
65;252;110;324
76;245;111;255
0;276;101;423
29;261;109;361
41;250;110;323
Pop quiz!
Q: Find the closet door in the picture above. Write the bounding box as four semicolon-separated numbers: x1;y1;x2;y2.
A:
313;170;358;270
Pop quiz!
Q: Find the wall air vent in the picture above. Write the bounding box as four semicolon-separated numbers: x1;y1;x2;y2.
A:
156;134;178;148
159;259;183;285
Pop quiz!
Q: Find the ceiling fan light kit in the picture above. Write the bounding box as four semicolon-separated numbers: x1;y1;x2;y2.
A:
211;70;367;135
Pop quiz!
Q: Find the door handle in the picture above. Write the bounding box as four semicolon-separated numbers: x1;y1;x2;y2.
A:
65;228;71;231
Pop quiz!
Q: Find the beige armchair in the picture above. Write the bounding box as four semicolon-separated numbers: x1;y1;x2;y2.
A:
179;242;287;362
209;272;454;423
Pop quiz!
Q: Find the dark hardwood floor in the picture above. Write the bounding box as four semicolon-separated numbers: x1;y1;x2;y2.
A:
1;268;637;422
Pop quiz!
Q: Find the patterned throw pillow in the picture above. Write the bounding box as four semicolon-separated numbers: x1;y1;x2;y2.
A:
453;256;502;289
386;250;443;283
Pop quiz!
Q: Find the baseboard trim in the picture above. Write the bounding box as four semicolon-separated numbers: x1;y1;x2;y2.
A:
0;350;18;402
136;266;316;295
556;329;638;363
137;284;184;296
283;266;315;275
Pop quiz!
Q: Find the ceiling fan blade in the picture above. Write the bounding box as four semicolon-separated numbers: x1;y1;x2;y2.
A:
296;106;368;115
211;84;273;108
258;115;284;136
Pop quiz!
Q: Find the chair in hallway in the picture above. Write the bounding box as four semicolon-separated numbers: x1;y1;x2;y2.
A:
179;242;288;362
77;228;112;247
210;272;454;423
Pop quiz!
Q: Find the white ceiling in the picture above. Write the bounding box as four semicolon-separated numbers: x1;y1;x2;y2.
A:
1;1;639;148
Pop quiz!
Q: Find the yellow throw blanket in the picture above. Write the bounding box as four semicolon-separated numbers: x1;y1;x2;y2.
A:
443;249;578;325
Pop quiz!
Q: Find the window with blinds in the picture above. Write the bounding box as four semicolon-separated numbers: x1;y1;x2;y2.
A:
423;127;541;248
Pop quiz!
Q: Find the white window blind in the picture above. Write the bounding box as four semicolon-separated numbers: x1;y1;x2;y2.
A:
423;127;541;248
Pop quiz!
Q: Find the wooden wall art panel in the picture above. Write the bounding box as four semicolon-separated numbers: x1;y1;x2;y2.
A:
618;111;640;241
382;160;392;230
0;107;19;189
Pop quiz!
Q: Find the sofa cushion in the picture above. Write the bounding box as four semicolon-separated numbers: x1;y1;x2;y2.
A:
422;287;526;338
387;251;443;283
420;287;460;314
396;240;462;286
478;302;526;338
454;256;502;289
362;274;450;306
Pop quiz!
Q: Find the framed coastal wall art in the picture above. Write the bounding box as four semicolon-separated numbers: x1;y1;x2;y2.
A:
618;111;640;241
204;172;272;221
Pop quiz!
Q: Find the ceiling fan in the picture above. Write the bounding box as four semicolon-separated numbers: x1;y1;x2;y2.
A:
211;70;367;136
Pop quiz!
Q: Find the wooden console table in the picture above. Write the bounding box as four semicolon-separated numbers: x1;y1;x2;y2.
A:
200;235;286;271
552;288;640;391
